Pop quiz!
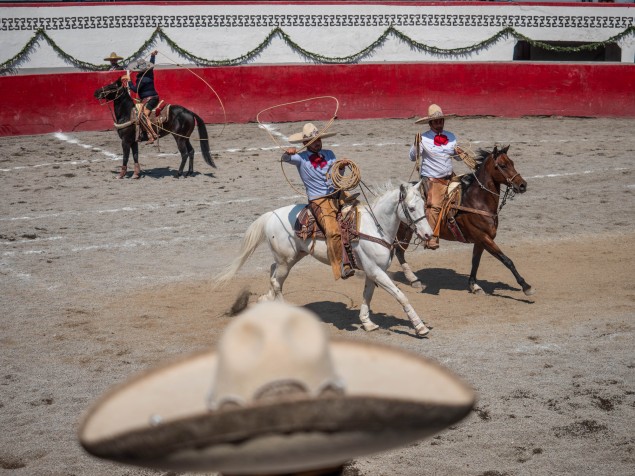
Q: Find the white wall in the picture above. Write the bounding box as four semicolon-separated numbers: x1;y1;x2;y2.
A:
1;2;633;74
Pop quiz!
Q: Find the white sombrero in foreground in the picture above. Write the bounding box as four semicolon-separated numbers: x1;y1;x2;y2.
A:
79;302;475;474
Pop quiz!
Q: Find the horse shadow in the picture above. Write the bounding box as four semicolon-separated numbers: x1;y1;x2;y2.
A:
140;167;216;179
304;301;422;337
391;267;533;303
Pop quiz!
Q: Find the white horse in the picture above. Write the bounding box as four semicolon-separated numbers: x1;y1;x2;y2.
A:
215;181;434;336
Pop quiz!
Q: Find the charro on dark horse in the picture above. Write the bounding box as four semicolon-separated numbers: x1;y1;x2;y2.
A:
94;78;215;178
395;145;534;296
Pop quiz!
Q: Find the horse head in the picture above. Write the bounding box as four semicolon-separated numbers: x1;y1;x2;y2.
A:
93;78;126;102
398;181;433;241
491;145;527;194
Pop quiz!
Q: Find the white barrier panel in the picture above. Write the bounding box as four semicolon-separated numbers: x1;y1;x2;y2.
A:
1;2;634;75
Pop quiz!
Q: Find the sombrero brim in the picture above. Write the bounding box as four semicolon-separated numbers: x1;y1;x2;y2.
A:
79;340;475;474
288;131;336;143
414;114;456;124
104;56;123;61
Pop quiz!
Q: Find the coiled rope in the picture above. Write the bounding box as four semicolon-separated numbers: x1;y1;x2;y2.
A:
327;159;361;191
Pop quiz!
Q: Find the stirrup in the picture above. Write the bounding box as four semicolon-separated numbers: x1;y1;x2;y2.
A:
425;238;439;250
340;264;355;280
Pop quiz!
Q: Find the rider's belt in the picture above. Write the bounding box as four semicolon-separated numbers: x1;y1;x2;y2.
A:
427;175;452;185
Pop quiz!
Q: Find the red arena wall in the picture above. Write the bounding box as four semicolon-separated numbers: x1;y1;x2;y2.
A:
1;1;634;136
0;62;634;137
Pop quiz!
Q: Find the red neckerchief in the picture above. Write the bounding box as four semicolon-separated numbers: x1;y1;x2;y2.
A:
309;153;327;169
434;132;449;146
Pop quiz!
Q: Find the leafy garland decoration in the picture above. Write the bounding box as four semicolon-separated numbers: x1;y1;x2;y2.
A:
1;25;634;75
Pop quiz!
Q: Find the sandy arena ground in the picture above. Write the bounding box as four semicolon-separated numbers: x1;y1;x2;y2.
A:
1;116;634;476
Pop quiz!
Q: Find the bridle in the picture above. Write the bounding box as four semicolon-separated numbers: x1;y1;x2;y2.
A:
399;188;427;230
472;153;519;212
96;83;134;129
96;83;128;106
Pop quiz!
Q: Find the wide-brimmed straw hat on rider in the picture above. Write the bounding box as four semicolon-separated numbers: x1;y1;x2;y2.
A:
288;122;336;143
78;302;475;474
104;52;123;62
415;104;456;124
131;58;152;72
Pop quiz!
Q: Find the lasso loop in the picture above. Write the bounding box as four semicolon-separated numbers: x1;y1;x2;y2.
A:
256;96;340;195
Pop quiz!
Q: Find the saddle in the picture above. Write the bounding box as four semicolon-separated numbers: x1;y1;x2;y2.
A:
438;178;469;243
132;101;170;142
294;202;360;268
435;174;497;243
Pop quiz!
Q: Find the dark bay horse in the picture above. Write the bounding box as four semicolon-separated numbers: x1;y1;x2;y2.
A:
94;78;215;178
395;145;534;296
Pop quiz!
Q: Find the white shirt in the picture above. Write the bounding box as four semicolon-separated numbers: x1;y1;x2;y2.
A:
409;129;459;178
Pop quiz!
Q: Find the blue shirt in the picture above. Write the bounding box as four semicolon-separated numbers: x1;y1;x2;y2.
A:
282;149;338;200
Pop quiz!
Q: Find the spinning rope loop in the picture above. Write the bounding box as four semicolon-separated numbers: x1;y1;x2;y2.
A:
256;96;340;196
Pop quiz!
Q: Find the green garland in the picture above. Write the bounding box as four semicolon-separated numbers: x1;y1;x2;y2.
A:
1;25;633;75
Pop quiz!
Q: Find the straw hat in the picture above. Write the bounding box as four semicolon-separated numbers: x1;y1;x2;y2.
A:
104;52;123;62
415;104;456;124
130;58;152;72
288;123;336;143
78;302;475;474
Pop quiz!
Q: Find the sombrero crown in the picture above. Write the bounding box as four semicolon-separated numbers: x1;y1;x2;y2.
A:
131;59;152;72
288;123;336;143
79;302;475;474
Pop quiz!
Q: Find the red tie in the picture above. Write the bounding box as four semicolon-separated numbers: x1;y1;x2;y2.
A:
309;153;327;169
434;133;449;146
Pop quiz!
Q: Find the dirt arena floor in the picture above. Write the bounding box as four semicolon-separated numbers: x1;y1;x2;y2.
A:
1;116;634;476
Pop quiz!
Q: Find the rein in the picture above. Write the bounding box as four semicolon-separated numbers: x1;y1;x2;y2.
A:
470;154;518;213
97;84;134;129
399;187;427;231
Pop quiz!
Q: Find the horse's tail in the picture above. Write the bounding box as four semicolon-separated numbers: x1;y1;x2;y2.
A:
194;113;216;168
214;211;272;286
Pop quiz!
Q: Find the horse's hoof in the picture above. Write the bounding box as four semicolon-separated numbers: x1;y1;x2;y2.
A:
415;323;430;337
470;286;485;295
524;286;535;296
410;279;424;290
362;321;379;332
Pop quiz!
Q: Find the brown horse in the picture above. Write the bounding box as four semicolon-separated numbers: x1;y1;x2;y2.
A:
395;145;534;296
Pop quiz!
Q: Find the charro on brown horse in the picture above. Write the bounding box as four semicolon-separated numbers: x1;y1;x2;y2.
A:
395;145;534;296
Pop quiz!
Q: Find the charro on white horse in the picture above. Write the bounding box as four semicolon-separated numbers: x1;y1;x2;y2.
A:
215;181;435;337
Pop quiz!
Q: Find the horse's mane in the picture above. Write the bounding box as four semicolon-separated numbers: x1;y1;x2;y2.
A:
460;149;490;189
368;181;401;206
475;149;491;170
